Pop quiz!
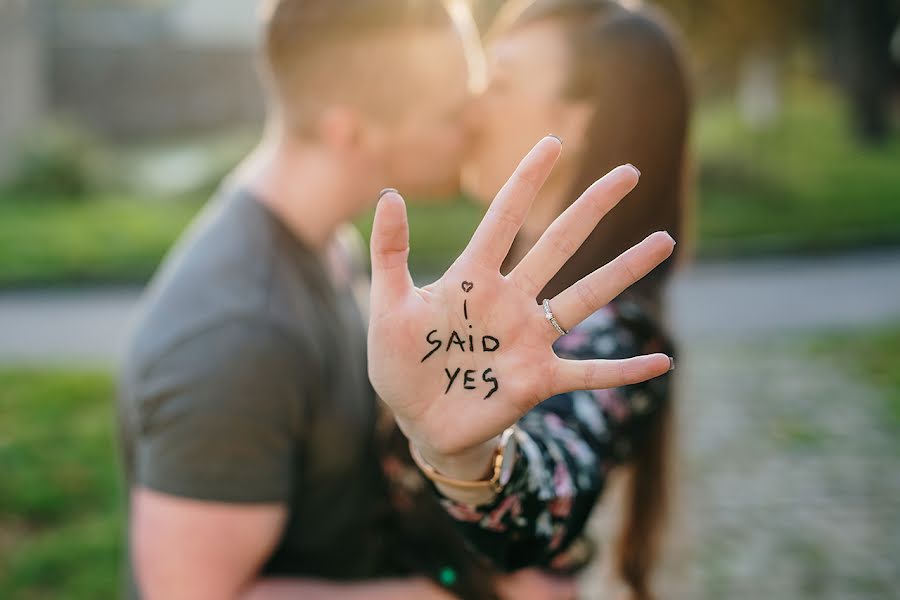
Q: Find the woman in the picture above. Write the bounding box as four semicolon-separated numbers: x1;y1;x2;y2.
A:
375;1;691;599
460;0;691;596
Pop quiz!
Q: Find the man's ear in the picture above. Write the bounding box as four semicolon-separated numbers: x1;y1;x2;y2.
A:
315;106;365;155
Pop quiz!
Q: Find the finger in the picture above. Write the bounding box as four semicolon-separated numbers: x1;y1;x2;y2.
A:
552;353;673;394
464;136;562;270
369;189;414;310
548;231;675;333
508;164;640;297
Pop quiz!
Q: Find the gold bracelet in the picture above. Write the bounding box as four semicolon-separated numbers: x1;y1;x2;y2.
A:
408;427;517;495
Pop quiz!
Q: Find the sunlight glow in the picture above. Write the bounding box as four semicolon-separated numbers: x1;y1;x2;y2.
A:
446;0;487;94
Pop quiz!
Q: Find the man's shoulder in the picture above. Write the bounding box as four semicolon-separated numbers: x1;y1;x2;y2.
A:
125;314;307;391
124;187;318;378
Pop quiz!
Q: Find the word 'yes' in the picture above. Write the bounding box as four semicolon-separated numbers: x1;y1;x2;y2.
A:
420;281;500;399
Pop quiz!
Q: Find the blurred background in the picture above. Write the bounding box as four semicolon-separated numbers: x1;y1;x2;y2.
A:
0;0;898;598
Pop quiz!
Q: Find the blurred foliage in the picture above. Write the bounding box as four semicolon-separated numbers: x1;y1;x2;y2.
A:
2;77;898;287
0;369;124;600
117;129;256;199
653;0;821;80
355;200;480;278
0;191;480;287
0;121;108;201
695;77;900;256
472;0;822;81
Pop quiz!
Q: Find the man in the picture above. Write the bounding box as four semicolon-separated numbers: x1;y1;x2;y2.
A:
119;2;472;598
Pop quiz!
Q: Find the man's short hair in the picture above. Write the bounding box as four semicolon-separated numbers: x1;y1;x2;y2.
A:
260;0;454;131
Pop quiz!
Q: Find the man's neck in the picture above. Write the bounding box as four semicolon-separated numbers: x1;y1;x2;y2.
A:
233;132;361;251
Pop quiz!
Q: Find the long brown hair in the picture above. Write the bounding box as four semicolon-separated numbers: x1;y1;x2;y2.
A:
493;1;692;597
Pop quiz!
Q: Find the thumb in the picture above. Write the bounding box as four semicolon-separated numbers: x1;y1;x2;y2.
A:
370;188;414;310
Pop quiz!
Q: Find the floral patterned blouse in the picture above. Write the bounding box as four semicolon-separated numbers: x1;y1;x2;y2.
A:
429;295;675;573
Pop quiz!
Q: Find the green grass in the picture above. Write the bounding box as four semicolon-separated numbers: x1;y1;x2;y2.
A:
809;323;900;430
0;196;200;288
0;369;124;599
0;193;481;288
355;199;481;277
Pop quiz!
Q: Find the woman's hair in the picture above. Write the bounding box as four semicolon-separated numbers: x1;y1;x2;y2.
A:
494;1;692;598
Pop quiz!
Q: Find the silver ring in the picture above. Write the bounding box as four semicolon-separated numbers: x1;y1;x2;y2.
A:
542;298;568;336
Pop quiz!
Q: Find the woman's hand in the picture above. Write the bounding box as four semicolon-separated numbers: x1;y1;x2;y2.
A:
368;136;674;479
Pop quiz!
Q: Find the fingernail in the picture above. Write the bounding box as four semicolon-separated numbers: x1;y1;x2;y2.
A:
626;163;641;177
668;356;675;371
665;230;677;245
547;134;562;144
378;188;398;200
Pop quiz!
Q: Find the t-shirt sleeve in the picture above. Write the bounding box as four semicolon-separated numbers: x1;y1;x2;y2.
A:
130;319;308;503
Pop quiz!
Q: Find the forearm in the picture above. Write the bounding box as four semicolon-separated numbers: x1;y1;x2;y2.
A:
243;576;453;600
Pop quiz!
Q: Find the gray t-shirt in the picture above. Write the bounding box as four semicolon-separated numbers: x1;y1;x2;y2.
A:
118;186;391;595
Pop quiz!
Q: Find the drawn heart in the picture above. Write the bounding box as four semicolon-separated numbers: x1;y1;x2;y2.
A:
461;281;474;293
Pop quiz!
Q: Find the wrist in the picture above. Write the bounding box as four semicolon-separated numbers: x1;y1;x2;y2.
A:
415;437;499;482
412;437;500;506
411;430;520;507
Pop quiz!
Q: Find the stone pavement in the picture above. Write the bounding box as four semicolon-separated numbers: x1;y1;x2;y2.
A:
578;334;899;599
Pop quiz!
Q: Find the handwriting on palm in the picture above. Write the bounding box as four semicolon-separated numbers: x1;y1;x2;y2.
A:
368;137;674;458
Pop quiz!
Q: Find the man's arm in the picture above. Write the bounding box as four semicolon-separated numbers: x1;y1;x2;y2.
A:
131;487;283;600
132;488;455;600
127;321;454;598
245;578;453;600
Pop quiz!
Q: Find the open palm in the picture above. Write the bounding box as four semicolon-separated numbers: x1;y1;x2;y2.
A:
368;137;674;465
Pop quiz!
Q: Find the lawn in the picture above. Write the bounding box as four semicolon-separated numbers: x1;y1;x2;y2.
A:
0;370;124;600
0;194;482;288
1;79;898;288
0;196;201;288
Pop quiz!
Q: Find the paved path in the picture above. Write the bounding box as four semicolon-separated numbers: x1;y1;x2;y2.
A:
667;248;900;338
2;249;900;364
0;288;138;366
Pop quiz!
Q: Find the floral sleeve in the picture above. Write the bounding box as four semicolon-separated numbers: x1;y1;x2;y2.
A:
433;296;675;572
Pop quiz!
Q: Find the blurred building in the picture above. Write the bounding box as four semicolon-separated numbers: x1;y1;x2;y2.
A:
1;0;263;148
0;1;46;174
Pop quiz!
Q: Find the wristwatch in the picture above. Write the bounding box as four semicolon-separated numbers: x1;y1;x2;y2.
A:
409;426;519;495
